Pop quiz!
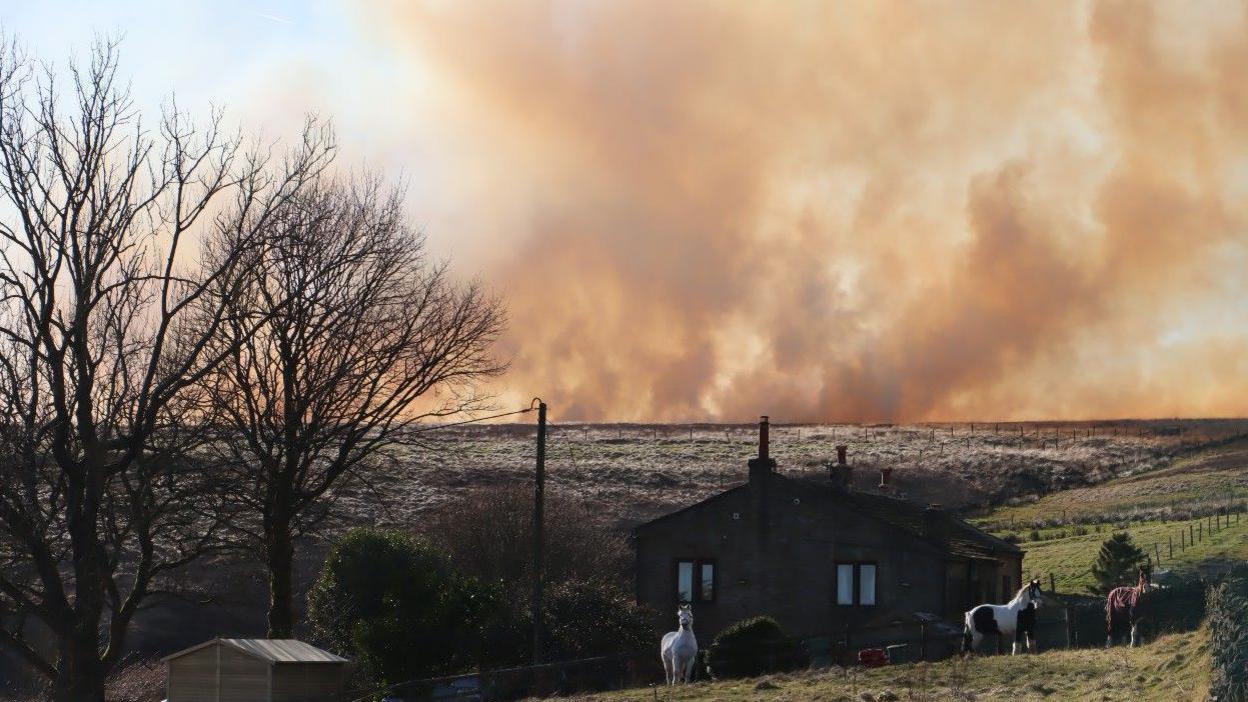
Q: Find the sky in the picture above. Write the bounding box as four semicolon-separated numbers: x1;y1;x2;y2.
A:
4;0;1248;423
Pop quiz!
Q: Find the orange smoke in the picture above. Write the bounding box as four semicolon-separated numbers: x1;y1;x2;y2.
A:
361;0;1248;422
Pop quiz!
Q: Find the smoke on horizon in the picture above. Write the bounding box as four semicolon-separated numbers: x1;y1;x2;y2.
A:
364;0;1248;422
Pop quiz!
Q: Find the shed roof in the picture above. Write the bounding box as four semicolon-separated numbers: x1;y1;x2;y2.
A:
162;638;349;664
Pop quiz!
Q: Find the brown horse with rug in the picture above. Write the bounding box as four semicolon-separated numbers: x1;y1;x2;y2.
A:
1105;565;1151;647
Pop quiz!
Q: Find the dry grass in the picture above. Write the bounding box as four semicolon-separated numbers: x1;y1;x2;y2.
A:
336;419;1246;529
555;629;1209;702
104;660;165;702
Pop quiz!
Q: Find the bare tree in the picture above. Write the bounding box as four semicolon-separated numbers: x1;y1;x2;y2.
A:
0;39;333;701
198;176;505;637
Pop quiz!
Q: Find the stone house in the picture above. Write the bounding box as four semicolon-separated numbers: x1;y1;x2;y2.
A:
633;418;1023;643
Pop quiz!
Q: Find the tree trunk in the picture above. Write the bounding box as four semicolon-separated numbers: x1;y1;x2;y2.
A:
266;518;296;638
52;635;106;702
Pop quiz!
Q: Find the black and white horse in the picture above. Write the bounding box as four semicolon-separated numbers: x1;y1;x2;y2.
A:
963;579;1043;655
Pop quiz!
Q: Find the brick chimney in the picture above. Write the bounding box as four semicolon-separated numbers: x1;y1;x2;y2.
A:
829;444;852;490
748;416;777;485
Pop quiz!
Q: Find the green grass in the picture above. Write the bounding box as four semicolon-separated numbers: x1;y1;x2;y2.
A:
559;629;1209;701
967;441;1248;593
1018;515;1248;593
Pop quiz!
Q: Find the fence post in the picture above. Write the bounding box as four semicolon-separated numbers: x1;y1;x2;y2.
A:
1049;572;1056;593
1064;606;1072;649
920;622;928;662
1168;535;1173;559
1154;543;1161;565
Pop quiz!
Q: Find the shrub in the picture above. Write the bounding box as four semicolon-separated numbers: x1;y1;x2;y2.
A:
427;485;633;590
541;579;657;660
1089;532;1146;594
1002;532;1021;544
705;616;805;679
423;486;653;667
1208;566;1248;702
307;528;498;686
1028;529;1042;542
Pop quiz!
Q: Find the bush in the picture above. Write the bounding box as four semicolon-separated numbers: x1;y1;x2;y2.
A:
422;486;655;667
427;485;633;590
705;616;805;679
307;528;499;686
541;579;657;660
1089;532;1146;594
1208;566;1248;702
1029;529;1042;542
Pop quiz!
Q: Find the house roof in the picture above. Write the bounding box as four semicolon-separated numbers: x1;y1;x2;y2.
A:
634;472;1020;559
162;638;349;664
835;486;1021;558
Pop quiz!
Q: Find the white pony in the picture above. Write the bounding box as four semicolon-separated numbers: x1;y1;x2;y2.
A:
660;604;698;684
963;579;1043;655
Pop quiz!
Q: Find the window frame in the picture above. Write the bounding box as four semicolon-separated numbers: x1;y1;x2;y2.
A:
674;558;717;604
834;561;879;607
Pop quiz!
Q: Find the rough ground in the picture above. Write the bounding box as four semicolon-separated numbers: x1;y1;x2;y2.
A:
335;419;1246;529
976;440;1248;593
556;629;1209;702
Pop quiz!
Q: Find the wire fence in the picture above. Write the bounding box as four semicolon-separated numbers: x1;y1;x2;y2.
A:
340;609;1103;702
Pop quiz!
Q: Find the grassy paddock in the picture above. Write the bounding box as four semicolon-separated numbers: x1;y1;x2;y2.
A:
556;630;1208;702
967;441;1248;593
1016;515;1248;593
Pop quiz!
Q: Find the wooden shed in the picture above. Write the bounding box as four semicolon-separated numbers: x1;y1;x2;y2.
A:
163;638;351;702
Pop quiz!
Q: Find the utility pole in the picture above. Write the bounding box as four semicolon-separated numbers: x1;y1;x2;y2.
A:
531;400;547;665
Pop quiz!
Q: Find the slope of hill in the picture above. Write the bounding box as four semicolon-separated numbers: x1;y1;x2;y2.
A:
973;440;1248;592
338;419;1245;528
555;629;1208;702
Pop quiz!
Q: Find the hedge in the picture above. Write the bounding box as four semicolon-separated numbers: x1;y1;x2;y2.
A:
1208;566;1248;702
704;616;806;679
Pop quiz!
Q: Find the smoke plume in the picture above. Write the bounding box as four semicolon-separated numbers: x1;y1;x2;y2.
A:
363;0;1248;421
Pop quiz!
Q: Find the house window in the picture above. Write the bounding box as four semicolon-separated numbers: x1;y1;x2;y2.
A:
676;559;716;603
835;562;878;606
859;564;877;605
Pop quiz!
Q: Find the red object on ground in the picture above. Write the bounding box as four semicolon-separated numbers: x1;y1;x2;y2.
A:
857;648;888;667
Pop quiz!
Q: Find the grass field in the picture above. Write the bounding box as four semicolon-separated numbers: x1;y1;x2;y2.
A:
557;629;1209;702
975;440;1248;530
1018;515;1248;593
343;419;1246;529
970;441;1248;593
